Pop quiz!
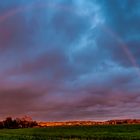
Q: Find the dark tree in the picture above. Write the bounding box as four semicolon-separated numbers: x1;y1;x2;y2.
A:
0;116;38;129
3;117;13;128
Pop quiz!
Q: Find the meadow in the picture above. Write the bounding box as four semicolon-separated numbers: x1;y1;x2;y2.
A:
0;124;140;140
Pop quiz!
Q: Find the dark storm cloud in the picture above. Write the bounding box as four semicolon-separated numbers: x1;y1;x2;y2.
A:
0;15;32;52
39;92;139;121
0;0;139;121
0;87;43;118
96;0;140;67
97;0;140;37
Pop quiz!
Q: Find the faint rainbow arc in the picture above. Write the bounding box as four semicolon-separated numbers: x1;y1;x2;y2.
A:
100;25;140;76
0;3;74;23
0;3;139;76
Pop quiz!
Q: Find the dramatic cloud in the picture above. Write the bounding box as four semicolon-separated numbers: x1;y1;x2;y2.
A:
0;0;139;121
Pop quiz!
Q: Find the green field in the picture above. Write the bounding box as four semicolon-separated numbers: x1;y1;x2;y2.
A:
0;124;140;140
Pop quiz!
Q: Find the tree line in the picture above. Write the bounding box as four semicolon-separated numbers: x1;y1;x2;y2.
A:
0;116;38;129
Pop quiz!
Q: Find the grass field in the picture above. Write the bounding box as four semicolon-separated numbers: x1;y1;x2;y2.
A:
0;124;140;140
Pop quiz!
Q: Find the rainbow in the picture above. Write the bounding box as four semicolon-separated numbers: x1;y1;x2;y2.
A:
0;3;139;76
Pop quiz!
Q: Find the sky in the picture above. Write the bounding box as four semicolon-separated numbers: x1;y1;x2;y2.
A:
0;0;140;121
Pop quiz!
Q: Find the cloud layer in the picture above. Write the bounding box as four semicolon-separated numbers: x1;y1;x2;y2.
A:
0;0;140;121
